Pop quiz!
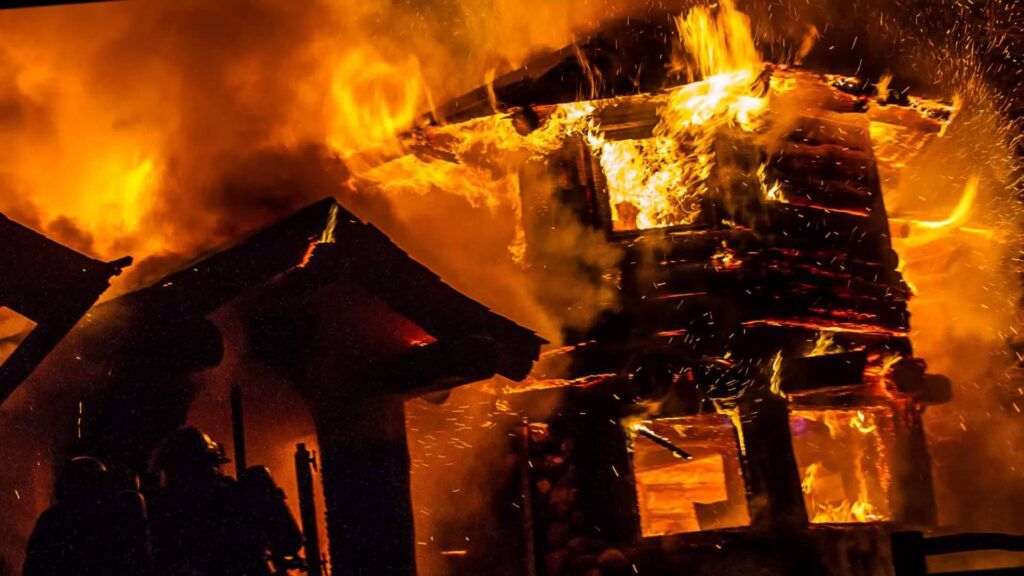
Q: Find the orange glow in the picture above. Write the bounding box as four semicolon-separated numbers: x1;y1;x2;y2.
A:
327;49;426;162
891;175;981;247
630;415;750;536
791;409;893;524
673;0;759;82
1;1;1020;567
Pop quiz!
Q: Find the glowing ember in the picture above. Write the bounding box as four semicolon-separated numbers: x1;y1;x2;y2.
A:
769;351;784;397
710;242;743;271
807;332;843;357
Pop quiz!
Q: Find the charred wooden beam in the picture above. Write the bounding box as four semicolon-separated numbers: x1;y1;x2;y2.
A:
231;383;248;474
738;391;809;530
632;424;694;460
368;336;500;397
892;531;1024;576
295;443;325;576
890;400;938;528
923;532;1024;555
933;569;1024;576
780;351;867;394
0;212;129;403
0;0;121;8
889;359;953;404
430;16;678;124
891;531;928;576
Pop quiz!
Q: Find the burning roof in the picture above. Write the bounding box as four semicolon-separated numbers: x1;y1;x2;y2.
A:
75;196;546;385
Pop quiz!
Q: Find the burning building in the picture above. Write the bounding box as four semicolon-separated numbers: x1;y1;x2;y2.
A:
389;3;1020;576
1;0;1023;575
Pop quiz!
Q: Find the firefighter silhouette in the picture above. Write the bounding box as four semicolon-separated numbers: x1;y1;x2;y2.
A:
23;455;151;576
149;427;302;576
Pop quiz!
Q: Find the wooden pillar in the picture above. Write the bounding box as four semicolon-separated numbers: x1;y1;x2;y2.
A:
574;412;641;542
890;399;937;527
738;393;808;530
315;394;416;575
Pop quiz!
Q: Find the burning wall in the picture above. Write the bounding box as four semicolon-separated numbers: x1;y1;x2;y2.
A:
396;1;1024;574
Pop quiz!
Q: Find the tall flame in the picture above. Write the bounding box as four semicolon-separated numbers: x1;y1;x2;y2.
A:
593;0;769;231
674;0;760;81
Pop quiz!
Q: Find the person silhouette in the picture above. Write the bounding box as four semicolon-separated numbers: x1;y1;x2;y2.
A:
148;427;270;576
24;455;150;576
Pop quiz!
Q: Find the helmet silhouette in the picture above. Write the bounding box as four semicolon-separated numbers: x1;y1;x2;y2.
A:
55;456;109;503
155;426;230;479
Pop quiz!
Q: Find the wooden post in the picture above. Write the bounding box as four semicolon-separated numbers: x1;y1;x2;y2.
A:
890;399;938;527
574;412;641;542
315;395;416;575
295;443;324;576
738;392;808;530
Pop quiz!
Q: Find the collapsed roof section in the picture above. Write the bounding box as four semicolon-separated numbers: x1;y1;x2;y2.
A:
431;14;679;124
0;212;129;403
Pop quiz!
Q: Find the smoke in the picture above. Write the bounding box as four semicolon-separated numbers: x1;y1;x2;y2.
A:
0;0;650;569
0;0;646;331
742;0;1024;542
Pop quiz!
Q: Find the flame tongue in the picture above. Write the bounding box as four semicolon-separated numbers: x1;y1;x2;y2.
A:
356;0;775;235
674;0;761;81
592;0;770;232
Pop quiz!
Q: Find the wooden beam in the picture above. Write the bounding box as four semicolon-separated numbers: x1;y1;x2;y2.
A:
0;212;129;403
1;1;123;9
738;391;808;530
890;400;938;528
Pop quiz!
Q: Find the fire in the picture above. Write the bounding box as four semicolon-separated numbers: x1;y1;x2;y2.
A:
597;71;767;230
807;332;842;357
673;0;759;82
769;351;784;397
356;101;597;205
792;409;893;524
351;0;776;238
710;242;742;271
890;176;987;252
327;48;427;163
758;162;783;202
594;0;769;231
595;136;702;231
0;2;1020;568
